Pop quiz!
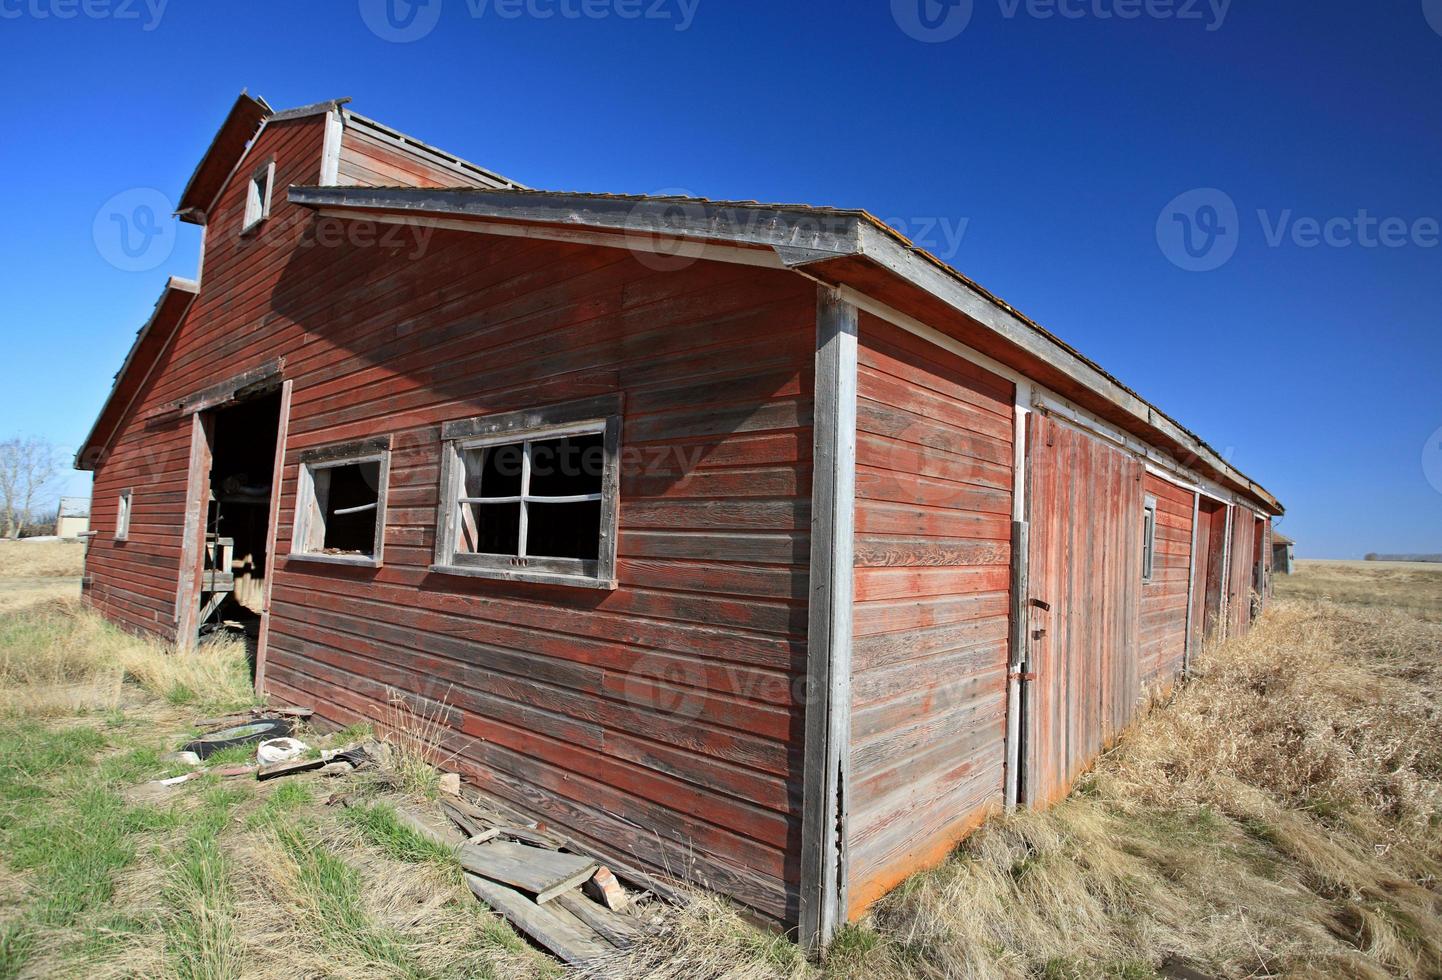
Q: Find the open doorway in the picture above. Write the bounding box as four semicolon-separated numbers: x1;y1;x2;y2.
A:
197;391;282;660
1190;497;1229;649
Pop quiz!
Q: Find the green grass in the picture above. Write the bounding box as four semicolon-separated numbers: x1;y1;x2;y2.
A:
272;822;440;979
341;801;461;871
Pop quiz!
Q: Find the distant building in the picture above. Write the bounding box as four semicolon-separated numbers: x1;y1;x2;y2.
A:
54;497;90;538
1272;531;1295;575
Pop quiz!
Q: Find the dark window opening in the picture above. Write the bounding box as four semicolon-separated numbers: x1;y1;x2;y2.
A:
317;461;381;555
456;433;605;560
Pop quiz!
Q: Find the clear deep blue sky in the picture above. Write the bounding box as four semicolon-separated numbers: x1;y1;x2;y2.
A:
1;0;1439;557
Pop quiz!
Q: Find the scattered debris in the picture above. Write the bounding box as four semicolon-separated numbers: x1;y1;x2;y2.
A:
257;744;370;781
465;874;612;967
151;764;257;788
438;772;461;796
553;890;640;948
256;737;309;765
459;839;598;905
256;756;325;781
160;750;202;767
258;705;313;719
183;718;293;759
583;867;628;912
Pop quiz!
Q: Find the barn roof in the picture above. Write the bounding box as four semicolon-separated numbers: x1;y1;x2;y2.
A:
290;184;1283;515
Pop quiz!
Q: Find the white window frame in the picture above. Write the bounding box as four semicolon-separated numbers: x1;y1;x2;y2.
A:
432;395;622;590
115;488;132;541
290;436;391;568
242;158;275;234
1142;494;1158;584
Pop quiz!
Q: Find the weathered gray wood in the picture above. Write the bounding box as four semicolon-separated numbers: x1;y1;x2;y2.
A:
438;394;623;441
256;756;325;780
253;378;291;696
297;435;392;466
552;891;640;949
464;874;611;967
175;358;283;415
798;285;858;952
459;839;598;904
174;413;213;652
1005;518;1031;811
1183;491;1201;675
392;807;467;851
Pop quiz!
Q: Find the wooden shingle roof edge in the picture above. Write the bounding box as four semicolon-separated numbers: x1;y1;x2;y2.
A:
74;276;199;470
289;184;1283;515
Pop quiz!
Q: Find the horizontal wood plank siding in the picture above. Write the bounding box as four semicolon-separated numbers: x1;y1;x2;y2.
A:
1139;472;1195;691
337;124;499;189
846;313;1015;917
83;112;815;925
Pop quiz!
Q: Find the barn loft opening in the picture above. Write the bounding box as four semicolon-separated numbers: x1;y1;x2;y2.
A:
202;390;281;648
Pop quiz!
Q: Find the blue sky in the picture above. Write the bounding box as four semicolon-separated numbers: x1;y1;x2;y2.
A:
1;0;1438;557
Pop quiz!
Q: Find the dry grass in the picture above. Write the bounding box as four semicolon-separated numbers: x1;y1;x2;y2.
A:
614;593;1442;980
0;541;86;580
377;688;471;800
1277;559;1442;621
0;600;254;719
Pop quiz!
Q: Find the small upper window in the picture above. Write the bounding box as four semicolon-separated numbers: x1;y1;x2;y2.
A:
292;437;391;567
242;159;275;233
115;489;132;541
434;396;621;589
1141;495;1157;584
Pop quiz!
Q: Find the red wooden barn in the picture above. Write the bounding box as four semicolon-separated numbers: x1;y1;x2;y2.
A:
76;93;1283;946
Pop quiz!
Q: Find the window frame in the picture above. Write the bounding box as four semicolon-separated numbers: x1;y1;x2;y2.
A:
1141;494;1158;584
432;395;622;590
115;488;132;542
241;158;275;234
290;436;392;568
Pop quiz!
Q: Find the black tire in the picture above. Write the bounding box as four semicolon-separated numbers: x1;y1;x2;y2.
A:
184;719;294;759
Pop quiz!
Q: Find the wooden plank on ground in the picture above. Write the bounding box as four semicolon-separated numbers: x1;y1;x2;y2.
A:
464;874;612;967
460;839;598;904
552;890;640;949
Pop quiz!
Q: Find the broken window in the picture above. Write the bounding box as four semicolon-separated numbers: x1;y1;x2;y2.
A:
242;159;275;233
434;397;620;589
115;489;132;541
292;437;390;566
1142;495;1157;584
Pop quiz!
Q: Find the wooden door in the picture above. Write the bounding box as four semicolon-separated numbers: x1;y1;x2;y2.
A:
1023;413;1144;806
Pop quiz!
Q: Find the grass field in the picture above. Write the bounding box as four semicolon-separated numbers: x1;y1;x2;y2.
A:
0;547;1437;978
0;541;83;614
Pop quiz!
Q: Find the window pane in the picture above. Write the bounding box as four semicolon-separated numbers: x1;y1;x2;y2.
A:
319;461;380;555
462;443;523;498
459;501;521;555
526;501;601;560
527;434;603;498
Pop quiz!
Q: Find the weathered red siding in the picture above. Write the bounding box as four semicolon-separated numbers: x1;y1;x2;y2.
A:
1140;472;1195;690
1026;413;1144;805
84;114;816;923
846;314;1015;915
1226;506;1258;638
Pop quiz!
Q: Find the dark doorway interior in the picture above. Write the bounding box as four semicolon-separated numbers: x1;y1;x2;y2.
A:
200;391;282;666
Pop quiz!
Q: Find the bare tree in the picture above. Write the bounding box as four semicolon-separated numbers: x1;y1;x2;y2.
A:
0;437;62;539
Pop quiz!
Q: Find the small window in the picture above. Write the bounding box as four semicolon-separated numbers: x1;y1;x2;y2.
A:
242;159;275;233
115;489;132;541
433;396;621;589
292;437;390;567
1142;495;1157;584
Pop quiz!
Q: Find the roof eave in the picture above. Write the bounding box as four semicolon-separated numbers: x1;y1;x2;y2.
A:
286;185;1282;514
175;92;273;225
75;277;199;471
